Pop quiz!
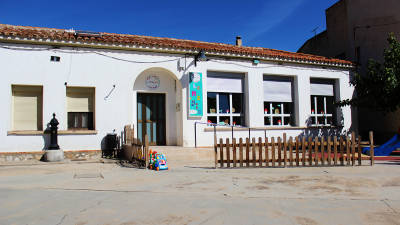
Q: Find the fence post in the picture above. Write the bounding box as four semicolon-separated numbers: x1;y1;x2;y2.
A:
239;138;244;167
351;132;356;166
289;137;293;167
233;138;237;167
340;136;344;166
358;135;362;166
252;138;256;167
265;137;270;167
295;137;300;167
334;136;338;165
131;125;134;145
302;137;306;166
271;137;276;167
283;133;287;167
278;137;282;167
314;137;319;166
369;131;374;166
214;128;217;169
226;138;230;168
145;134;149;169
308;137;313;166
327;136;332;166
321;136;325;166
124;125;131;145
219;138;224;168
246;138;250;167
346;136;351;166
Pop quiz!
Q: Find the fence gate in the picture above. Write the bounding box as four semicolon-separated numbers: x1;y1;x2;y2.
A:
122;124;149;168
214;132;374;168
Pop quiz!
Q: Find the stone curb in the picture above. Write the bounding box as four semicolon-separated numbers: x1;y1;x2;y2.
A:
0;158;120;167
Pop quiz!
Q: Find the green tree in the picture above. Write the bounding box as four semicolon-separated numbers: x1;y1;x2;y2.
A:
338;33;400;112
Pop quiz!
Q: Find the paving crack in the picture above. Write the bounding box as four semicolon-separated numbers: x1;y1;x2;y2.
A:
56;214;67;225
382;199;398;214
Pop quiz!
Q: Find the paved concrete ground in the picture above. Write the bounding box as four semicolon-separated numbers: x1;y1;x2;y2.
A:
0;160;399;225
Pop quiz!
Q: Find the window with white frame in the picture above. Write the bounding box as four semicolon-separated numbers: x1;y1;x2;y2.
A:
310;79;336;126
207;71;244;126
263;76;294;126
12;85;43;130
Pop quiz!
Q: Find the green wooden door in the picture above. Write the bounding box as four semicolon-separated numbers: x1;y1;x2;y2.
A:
137;93;166;145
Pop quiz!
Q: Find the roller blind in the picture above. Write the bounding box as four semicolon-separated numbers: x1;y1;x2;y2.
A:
310;80;334;96
67;87;94;112
263;77;293;102
12;86;42;130
207;71;243;93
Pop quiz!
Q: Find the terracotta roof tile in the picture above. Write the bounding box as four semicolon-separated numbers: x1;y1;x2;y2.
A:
0;24;353;66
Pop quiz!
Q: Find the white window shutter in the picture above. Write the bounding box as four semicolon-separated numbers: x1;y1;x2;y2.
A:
310;80;334;96
263;77;293;102
12;86;42;130
207;71;243;93
67;88;94;112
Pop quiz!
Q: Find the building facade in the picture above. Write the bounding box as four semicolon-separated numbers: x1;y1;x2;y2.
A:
0;24;354;152
298;0;400;143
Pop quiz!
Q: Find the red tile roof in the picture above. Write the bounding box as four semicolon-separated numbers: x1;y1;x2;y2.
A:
0;24;353;67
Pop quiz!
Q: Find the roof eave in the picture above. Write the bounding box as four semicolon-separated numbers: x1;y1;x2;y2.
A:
0;35;355;69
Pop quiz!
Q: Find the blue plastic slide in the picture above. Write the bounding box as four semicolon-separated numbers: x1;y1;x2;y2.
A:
363;134;400;156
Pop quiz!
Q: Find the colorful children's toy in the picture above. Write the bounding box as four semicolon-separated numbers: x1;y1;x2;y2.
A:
154;153;168;171
148;150;156;170
148;150;168;171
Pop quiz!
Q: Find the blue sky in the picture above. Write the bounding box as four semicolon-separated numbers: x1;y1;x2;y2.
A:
1;0;338;52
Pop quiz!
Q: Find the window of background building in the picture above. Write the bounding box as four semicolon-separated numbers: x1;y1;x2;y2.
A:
310;79;335;126
263;76;294;126
206;71;244;126
66;87;95;130
12;85;43;130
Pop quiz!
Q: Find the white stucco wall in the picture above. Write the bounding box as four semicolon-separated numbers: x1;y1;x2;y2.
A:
0;42;353;151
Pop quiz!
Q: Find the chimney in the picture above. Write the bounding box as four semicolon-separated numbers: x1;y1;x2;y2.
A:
236;36;242;47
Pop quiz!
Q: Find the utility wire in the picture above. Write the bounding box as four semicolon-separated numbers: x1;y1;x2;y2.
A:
0;45;181;64
0;45;350;74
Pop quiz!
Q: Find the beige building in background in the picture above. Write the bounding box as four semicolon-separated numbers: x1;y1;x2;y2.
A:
298;0;400;143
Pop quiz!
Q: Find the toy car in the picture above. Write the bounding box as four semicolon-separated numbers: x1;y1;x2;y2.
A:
154;153;168;171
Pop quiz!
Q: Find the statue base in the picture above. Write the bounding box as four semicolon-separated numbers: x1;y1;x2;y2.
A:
44;149;64;162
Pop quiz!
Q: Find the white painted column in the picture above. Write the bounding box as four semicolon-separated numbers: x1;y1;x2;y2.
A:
246;70;264;127
295;75;311;127
337;74;353;131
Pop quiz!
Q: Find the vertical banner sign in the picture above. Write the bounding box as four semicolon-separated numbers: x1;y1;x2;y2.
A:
188;72;203;117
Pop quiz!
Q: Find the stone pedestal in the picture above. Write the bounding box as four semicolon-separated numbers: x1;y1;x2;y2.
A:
44;149;64;162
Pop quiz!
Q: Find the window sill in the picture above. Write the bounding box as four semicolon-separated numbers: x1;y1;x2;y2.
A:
203;126;341;132
204;127;249;132
59;130;98;135
7;130;98;135
7;130;43;135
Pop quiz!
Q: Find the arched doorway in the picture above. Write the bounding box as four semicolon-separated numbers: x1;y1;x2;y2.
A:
133;67;182;146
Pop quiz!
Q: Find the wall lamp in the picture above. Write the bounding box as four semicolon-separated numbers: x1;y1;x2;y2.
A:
194;49;207;67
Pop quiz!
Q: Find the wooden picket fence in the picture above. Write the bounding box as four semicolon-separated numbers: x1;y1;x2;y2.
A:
214;131;374;168
122;124;149;168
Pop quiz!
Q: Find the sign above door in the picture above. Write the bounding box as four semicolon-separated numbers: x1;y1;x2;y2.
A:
145;75;160;89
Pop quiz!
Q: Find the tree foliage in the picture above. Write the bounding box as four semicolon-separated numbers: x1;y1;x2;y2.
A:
338;33;400;112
